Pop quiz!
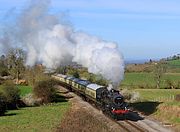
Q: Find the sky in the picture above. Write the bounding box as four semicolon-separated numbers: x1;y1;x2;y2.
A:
0;0;180;61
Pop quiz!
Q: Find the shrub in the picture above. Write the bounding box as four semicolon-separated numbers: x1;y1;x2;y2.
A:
0;81;20;109
72;71;80;78
166;79;174;89
0;93;6;115
0;68;8;76
33;79;57;104
0;78;4;85
67;69;80;78
95;76;109;86
175;94;180;101
175;81;180;89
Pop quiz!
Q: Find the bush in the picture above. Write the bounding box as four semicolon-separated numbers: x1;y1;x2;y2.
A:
0;93;6;115
175;81;180;89
166;79;175;89
175;94;180;101
67;69;80;78
95;75;109;86
0;81;20;109
0;78;4;85
0;68;8;76
33;79;57;104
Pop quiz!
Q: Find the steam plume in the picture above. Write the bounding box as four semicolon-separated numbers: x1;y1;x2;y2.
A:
0;0;124;88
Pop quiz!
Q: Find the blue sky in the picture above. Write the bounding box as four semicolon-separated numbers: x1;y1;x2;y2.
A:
0;0;180;60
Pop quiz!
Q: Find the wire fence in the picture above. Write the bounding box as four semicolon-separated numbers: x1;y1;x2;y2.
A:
152;95;175;102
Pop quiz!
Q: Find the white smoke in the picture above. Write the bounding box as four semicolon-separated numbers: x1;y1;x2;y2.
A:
0;0;124;88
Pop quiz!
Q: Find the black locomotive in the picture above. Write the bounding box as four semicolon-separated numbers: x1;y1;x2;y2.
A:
100;89;129;119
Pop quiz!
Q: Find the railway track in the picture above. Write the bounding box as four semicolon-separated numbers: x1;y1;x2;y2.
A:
105;113;148;132
124;120;148;132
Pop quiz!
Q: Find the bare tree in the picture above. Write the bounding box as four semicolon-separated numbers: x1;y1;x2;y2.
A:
7;48;25;83
25;65;46;86
153;61;167;88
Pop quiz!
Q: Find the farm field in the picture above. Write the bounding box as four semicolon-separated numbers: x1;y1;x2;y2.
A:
121;72;180;89
167;59;180;66
167;59;180;72
134;89;180;102
0;85;70;132
0;102;70;132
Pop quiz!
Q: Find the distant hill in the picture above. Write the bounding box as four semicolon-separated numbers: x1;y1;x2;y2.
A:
125;55;180;73
125;59;149;65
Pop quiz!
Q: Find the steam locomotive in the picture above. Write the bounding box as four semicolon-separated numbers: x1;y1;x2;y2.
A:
52;74;129;119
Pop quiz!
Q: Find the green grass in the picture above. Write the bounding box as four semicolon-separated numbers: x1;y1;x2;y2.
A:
165;101;180;106
172;117;180;123
167;59;180;66
121;72;154;87
16;85;32;97
0;102;70;132
167;60;180;73
121;72;180;88
134;89;180;103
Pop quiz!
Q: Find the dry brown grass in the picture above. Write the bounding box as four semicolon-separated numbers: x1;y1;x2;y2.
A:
153;104;180;132
56;107;111;132
126;63;154;72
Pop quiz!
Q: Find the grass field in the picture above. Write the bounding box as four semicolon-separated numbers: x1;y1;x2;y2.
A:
0;102;70;132
17;85;32;97
0;85;70;132
134;89;180;102
121;72;180;88
167;59;180;66
166;59;180;72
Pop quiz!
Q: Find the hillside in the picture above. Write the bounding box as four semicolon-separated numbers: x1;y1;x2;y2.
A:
125;58;180;73
167;59;180;66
